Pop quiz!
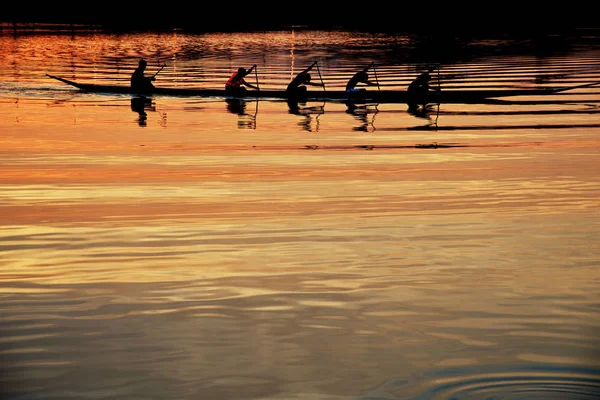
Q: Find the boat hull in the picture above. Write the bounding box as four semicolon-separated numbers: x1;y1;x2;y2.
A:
46;75;600;104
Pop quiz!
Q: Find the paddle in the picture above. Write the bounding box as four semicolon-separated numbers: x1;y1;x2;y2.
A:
152;63;167;79
243;64;260;91
314;61;326;92
370;62;381;91
252;64;260;91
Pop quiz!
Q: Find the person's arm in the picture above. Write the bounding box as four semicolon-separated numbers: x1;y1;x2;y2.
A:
241;78;259;90
306;62;323;86
242;65;259;90
364;63;376;85
427;77;440;92
290;63;317;86
302;62;317;74
246;64;257;76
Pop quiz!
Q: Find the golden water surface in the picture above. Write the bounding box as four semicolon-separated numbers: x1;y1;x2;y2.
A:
1;26;600;399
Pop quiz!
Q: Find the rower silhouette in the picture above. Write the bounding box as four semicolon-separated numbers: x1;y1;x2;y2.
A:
130;59;156;93
287;62;325;99
225;65;259;94
407;66;439;108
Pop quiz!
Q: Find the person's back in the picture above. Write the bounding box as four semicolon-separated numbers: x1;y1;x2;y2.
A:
346;71;367;91
407;68;436;105
408;71;430;93
287;72;311;95
346;66;377;92
225;68;247;92
130;59;155;93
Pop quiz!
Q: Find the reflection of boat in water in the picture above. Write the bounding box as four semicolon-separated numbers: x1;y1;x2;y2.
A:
47;74;600;105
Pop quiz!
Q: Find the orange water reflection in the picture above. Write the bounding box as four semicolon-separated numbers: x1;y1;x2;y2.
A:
2;29;600;400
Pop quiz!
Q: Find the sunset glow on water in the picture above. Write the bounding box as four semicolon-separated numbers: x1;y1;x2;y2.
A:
1;27;600;399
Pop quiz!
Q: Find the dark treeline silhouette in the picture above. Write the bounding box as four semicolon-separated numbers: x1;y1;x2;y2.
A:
2;7;597;37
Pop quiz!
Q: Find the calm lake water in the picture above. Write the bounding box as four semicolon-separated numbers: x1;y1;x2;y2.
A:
1;25;600;399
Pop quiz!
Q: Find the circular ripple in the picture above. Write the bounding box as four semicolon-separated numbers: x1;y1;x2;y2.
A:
422;366;600;400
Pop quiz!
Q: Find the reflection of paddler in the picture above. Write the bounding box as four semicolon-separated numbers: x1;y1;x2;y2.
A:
345;100;378;132
345;100;376;118
287;99;325;132
407;103;431;120
287;99;325;116
286;99;306;115
130;96;153;115
226;98;247;115
287;100;299;114
225;98;257;129
345;100;366;115
131;96;155;126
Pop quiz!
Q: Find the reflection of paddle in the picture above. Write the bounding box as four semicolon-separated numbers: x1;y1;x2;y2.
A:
551;80;600;93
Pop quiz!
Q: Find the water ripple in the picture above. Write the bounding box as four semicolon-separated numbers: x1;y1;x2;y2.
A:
419;366;600;400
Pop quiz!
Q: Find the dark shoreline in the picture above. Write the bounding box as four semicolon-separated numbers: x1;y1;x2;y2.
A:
1;21;598;38
1;7;597;37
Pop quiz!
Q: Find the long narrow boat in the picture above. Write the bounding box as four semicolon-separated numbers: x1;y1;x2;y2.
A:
46;74;600;104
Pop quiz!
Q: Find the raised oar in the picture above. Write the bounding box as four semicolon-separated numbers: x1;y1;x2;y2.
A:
243;64;259;91
152;63;167;78
315;61;326;92
370;62;381;91
253;64;260;90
